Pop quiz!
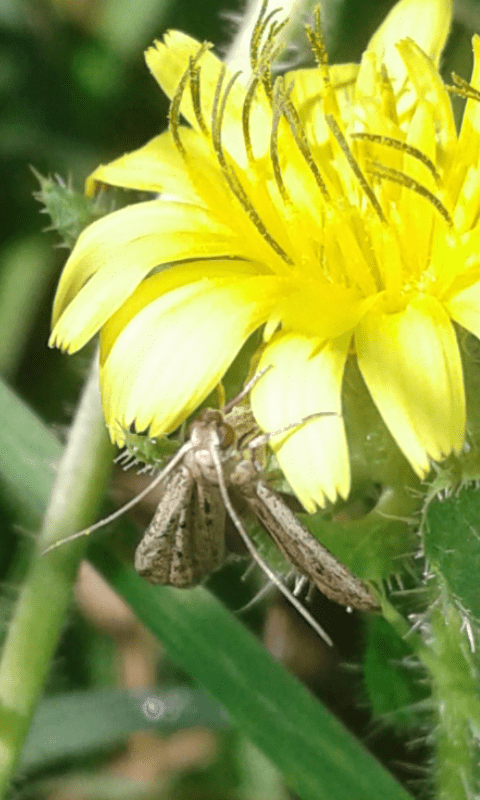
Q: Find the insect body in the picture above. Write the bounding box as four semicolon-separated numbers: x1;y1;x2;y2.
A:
134;411;228;587
133;406;378;616
43;388;378;640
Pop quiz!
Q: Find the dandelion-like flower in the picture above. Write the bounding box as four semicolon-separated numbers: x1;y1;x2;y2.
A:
51;0;480;510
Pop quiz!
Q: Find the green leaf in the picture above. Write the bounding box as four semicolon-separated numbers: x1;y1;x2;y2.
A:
93;547;414;800
0;378;61;528
303;501;415;585
424;485;480;619
365;617;429;729
32;169;110;249
22;688;228;770
0;236;57;377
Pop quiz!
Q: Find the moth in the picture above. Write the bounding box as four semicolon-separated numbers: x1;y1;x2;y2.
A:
135;406;378;617
43;383;378;642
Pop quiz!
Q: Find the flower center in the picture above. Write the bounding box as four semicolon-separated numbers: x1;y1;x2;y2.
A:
169;2;456;315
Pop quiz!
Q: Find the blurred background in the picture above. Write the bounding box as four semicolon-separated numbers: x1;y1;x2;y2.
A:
2;0;480;797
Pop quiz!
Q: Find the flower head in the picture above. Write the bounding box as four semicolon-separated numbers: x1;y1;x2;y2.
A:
51;0;480;511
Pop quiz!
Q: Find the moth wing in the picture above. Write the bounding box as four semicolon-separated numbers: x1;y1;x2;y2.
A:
134;465;196;586
188;478;226;583
247;480;378;611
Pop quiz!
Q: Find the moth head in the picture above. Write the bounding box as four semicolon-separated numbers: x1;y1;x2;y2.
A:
189;408;235;450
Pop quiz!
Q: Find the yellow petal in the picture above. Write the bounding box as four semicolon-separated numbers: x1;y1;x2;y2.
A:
100;273;284;442
145;31;240;110
85;130;202;201
250;332;351;511
395;38;456;164
287;64;359;146
50;200;253;352
276;281;376;340
430;228;480;295
145;32;268;166
456;36;480;184
99;259;273;364
366;0;452;78
446;281;480;341
356;294;465;476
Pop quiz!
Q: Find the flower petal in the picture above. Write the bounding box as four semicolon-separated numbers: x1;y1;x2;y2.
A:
85;130;202;201
366;0;452;78
145;32;268;166
455;36;480;194
250;332;351;511
287;64;359;146
275;281;376;340
446;280;480;341
99;259;273;363
396;38;456;163
356;294;465;476
100;273;284;442
50;200;255;352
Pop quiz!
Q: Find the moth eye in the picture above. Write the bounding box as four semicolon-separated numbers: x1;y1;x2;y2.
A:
220;422;235;449
189;408;224;436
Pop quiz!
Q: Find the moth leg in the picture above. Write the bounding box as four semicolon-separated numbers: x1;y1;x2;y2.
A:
207;433;334;647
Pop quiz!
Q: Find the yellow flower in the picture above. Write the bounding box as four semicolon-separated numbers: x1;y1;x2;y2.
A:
51;0;480;511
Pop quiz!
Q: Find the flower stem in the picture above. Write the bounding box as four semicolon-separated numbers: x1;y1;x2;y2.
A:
382;592;480;799
0;356;114;797
429;601;480;800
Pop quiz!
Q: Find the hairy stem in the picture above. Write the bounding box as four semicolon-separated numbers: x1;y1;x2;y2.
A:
0;356;113;796
430;600;480;800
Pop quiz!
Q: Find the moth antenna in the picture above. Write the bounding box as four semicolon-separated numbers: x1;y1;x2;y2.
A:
222;364;273;413
208;433;334;646
247;411;339;450
42;440;195;555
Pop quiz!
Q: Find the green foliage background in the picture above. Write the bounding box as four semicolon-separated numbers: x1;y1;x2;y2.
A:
2;1;480;799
